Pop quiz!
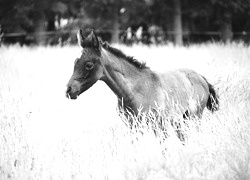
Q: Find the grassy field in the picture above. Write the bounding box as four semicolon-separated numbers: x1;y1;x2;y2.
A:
0;43;250;179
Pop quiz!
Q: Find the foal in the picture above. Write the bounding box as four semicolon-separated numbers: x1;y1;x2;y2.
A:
66;30;219;133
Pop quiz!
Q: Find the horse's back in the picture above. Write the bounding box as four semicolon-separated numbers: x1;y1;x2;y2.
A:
159;69;209;115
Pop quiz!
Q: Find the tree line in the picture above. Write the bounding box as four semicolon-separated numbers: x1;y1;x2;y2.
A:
1;0;250;45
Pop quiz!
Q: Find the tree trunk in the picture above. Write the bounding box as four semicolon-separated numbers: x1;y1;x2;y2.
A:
111;2;120;44
111;18;120;44
47;12;56;32
34;0;47;45
173;0;183;46
220;11;233;43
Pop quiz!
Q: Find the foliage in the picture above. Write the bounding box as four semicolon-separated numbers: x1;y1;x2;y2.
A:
1;0;250;44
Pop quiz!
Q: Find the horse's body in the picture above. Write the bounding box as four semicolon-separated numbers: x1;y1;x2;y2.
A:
66;30;219;122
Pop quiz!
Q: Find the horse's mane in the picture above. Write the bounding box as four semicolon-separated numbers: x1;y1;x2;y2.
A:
101;42;147;69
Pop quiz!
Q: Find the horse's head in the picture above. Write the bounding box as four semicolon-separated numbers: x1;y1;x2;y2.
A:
66;30;104;99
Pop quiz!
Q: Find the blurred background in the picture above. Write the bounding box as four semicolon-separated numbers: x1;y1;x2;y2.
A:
1;0;250;46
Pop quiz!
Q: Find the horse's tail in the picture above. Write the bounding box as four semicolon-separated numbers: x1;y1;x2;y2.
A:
202;77;219;112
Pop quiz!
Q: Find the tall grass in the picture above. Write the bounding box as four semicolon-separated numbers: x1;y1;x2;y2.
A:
0;43;249;179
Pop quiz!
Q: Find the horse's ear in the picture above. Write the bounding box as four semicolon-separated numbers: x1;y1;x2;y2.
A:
77;29;85;47
87;30;100;49
77;29;100;49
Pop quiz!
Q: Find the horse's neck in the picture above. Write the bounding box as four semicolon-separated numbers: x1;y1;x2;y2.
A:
101;51;143;107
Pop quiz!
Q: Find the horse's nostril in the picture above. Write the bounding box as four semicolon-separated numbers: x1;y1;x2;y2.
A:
66;86;72;99
66;86;72;93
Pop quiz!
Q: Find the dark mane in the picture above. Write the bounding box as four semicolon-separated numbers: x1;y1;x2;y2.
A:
101;42;147;69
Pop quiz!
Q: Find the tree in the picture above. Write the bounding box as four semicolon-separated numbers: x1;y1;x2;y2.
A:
80;0;121;43
33;0;47;44
0;0;33;33
146;0;184;45
81;0;150;43
0;0;79;45
173;0;183;45
148;0;250;44
32;0;74;45
2;0;250;45
210;0;250;43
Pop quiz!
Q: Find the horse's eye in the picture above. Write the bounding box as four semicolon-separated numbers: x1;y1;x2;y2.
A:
85;61;94;70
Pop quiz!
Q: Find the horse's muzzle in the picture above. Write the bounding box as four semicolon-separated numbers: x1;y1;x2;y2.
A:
66;86;78;99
